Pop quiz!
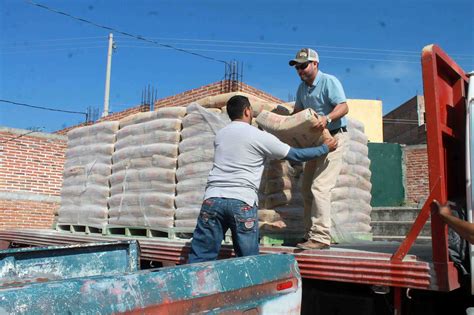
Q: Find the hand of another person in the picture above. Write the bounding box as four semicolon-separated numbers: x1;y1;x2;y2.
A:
433;200;452;219
324;137;338;152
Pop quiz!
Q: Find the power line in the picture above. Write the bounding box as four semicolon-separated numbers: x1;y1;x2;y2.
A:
0;99;88;118
116;36;474;58
118;45;422;64
25;0;229;66
0;46;106;55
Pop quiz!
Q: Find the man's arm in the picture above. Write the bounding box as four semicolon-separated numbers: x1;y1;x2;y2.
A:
314;102;349;129
284;138;337;162
434;200;474;244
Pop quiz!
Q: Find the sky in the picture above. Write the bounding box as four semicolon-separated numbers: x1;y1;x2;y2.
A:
1;0;473;132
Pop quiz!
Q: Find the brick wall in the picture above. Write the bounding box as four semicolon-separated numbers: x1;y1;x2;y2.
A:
155;80;284;109
0;128;66;229
384;95;426;145
0;199;57;229
403;144;429;205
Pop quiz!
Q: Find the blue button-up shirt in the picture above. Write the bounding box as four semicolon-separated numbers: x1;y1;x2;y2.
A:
295;70;347;130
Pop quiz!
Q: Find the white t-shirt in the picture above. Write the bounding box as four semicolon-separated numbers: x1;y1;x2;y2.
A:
204;121;291;206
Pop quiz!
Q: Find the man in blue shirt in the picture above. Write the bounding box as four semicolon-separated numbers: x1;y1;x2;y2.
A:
188;95;337;263
289;48;350;250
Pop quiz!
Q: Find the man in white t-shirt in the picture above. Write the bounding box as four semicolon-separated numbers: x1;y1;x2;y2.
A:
188;95;337;263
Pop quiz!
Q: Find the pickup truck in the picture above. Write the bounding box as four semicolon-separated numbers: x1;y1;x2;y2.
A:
0;241;302;314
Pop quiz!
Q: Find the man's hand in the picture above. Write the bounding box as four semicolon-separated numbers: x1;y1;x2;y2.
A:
324;137;338;152
312;114;327;130
433;200;452;219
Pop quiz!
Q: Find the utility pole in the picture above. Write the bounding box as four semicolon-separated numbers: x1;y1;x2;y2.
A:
102;33;115;117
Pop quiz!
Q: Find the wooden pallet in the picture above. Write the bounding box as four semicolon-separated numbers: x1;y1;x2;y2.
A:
104;225;195;239
56;224;106;235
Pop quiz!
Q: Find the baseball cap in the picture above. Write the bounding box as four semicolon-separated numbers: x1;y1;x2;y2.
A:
289;48;319;66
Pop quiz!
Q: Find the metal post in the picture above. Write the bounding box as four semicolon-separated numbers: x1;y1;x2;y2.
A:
102;33;114;117
467;71;474;294
393;287;402;315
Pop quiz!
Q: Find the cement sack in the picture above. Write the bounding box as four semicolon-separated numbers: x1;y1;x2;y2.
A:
331;200;372;215
176;177;209;194
342;151;371;168
112;156;177;173
347;141;369;156
174;219;198;228
340;164;372;181
58;205;108;219
178;136;215;153
176;162;213;181
67;121;119;140
59;197;106;209
331;187;372;204
119;107;187;128
175;191;206;209
63;163;112;178
178;149;215;167
175;207;202;220
332;211;371;225
109;168;176;186
117;119;182;139
66;144;115;159
336;222;372;233
115;131;180;151
182;103;227;131
264;190;293;209
113;143;178;161
256;109;332;148
347;118;365;133
263;160;292;179
264;177;292;195
108;192;175;209
61;184;109;201
181;123;220;140
64;156;112;168
110;181;176;195
62;174;109;187
348;128;368;145
335;174;372;191
67;133;116;148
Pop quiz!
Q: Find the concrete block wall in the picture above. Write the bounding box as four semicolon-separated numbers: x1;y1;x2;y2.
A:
0;128;66;229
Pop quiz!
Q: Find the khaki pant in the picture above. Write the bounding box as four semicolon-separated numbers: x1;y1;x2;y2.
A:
302;132;349;245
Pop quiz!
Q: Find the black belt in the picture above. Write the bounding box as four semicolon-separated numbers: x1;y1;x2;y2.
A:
329;127;347;135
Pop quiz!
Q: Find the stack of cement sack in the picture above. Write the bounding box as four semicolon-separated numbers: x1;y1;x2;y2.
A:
108;108;186;228
330;118;373;242
258;160;305;243
255;110;372;243
175;104;229;228
255;109;327;243
58;121;119;228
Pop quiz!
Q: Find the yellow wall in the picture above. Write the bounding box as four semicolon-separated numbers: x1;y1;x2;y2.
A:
346;99;383;143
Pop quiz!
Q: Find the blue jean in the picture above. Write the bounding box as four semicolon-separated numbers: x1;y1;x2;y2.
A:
187;197;259;263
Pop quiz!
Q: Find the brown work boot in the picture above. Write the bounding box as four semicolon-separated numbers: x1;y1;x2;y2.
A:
296;239;330;250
